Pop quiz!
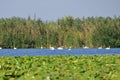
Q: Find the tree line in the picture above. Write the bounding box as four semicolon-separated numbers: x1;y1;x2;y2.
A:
0;16;120;48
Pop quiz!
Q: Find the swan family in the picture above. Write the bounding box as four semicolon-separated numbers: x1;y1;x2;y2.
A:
49;47;64;50
49;46;72;50
49;45;111;50
98;46;110;50
0;46;111;50
82;45;111;50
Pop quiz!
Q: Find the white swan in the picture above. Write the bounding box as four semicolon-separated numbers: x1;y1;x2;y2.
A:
57;47;63;50
50;46;55;50
106;46;110;50
68;47;71;50
41;46;43;49
83;45;89;49
0;47;2;49
14;47;17;49
98;46;102;49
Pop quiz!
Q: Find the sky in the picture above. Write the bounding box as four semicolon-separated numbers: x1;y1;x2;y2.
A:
0;0;120;21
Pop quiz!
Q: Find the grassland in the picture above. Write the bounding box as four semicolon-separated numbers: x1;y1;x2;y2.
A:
0;55;120;80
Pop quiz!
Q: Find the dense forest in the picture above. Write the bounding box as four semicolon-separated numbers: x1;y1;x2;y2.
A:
0;16;120;48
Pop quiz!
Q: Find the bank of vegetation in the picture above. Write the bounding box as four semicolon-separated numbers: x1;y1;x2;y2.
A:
0;16;120;48
0;55;120;80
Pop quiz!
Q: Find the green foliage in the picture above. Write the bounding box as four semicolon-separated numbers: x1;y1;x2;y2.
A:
0;55;120;80
0;16;120;48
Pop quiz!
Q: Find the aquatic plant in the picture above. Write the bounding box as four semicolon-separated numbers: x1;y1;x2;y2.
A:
0;55;120;80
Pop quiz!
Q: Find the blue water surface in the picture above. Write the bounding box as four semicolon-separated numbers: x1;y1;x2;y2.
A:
0;48;120;56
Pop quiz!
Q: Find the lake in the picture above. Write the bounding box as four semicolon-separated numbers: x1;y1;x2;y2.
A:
0;48;120;56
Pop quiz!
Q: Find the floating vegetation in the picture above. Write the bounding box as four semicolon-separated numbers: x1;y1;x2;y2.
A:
0;55;120;80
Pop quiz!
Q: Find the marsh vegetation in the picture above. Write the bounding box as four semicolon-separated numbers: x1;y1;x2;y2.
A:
0;55;120;80
0;16;120;48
